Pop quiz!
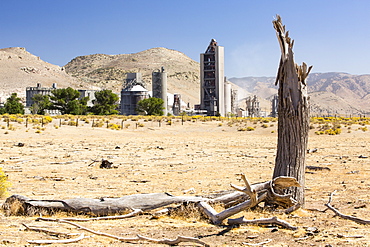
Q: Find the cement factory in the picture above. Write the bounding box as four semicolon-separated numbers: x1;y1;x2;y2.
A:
26;39;268;117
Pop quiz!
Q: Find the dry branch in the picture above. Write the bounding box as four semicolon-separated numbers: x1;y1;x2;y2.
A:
243;239;272;246
60;208;142;222
325;191;370;225
228;216;298;230
35;218;209;246
198;175;300;224
27;233;87;245
22;223;79;237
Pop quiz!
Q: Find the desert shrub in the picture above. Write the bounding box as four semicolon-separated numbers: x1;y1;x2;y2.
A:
261;124;268;128
68;120;77;126
218;123;223;127
16;118;24;124
237;127;247;131
247;127;255;131
92;120;104;128
138;123;145;127
108;123;121;130
324;128;341;135
8;124;16;131
42;116;53;124
0;167;11;198
124;123;130;129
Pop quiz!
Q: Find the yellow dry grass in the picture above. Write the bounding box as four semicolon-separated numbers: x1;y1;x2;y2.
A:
0;117;369;246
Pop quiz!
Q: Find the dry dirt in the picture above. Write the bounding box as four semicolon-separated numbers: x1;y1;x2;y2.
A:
0;118;369;246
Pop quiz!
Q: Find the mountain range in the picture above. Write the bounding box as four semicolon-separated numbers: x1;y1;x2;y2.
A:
0;46;369;115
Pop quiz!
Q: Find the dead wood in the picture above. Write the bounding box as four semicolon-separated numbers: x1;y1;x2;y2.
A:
58;208;143;221
272;14;312;206
99;159;113;169
27;233;87;244
325;191;370;225
198;175;300;224
2;193;207;216
22;223;79;237
35;218;209;246
243;238;272;246
306;166;330;171
227;216;298;230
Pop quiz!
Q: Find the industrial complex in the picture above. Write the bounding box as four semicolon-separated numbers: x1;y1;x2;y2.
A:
25;39;267;117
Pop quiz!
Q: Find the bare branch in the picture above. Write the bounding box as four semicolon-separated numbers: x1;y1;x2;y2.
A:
61;208;142;221
35;218;209;246
243;238;272;246
27;233;87;244
325;191;370;225
22;223;78;237
227;216;298;230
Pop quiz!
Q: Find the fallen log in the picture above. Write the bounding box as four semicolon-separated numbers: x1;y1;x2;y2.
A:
2;175;300;227
2;193;208;216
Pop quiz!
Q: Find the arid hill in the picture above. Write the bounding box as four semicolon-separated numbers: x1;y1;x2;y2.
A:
0;47;94;102
64;47;202;106
229;73;370;115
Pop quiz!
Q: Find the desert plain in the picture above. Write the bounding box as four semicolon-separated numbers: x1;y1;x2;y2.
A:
0;116;369;246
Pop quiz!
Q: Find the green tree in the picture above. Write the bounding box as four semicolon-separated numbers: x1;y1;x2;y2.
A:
49;87;88;115
31;94;51;115
136;97;164;116
90;90;119;115
2;93;24;114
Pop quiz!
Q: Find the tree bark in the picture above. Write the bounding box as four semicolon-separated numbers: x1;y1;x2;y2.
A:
272;15;312;206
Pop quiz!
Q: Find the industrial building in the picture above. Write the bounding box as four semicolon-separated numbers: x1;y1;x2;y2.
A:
200;39;225;116
26;83;57;107
25;83;97;115
246;95;260;117
120;73;149;115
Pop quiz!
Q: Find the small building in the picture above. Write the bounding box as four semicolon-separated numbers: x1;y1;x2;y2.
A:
78;89;97;107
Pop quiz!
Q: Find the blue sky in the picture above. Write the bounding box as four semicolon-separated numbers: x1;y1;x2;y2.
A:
1;0;370;77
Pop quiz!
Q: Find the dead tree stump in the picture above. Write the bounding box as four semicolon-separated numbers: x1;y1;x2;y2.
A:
272;15;312;206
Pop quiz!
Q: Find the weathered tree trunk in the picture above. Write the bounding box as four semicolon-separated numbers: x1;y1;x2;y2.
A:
272;15;312;206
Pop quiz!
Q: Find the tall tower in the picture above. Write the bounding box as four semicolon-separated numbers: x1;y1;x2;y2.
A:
200;39;225;116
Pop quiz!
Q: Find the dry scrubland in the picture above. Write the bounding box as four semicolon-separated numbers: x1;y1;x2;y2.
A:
0;115;369;246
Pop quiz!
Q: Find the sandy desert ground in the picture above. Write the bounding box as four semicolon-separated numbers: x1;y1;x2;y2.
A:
0;116;369;246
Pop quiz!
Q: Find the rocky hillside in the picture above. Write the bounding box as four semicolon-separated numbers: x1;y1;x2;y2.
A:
64;47;202;106
229;72;370;115
0;47;93;102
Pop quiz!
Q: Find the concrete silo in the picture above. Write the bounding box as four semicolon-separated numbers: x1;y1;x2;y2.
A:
152;67;168;115
224;80;232;116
